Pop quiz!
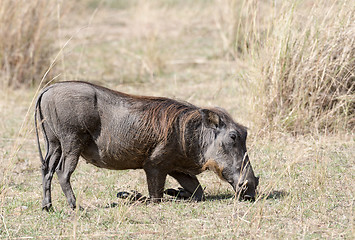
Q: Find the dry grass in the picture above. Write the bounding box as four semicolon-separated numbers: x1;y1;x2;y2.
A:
0;0;354;239
215;0;273;57
1;93;353;238
0;0;57;88
241;0;355;134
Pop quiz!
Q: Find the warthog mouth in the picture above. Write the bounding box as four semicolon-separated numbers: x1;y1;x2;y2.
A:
240;194;255;202
237;187;256;201
230;180;256;202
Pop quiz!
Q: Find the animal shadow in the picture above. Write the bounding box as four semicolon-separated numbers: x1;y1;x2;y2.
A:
105;190;235;207
104;189;288;208
205;193;235;201
104;190;288;208
262;190;288;200
204;190;289;202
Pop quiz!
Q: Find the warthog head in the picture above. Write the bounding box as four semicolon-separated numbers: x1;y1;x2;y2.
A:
200;109;259;201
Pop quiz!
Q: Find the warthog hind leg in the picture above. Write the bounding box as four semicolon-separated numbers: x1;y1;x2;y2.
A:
41;124;62;211
55;145;80;210
42;146;61;211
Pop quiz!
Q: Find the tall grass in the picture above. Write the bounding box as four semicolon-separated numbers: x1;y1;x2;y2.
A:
233;0;355;134
0;0;56;88
216;0;272;57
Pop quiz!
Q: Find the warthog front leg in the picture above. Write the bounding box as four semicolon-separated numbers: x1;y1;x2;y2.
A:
143;166;167;202
167;171;205;201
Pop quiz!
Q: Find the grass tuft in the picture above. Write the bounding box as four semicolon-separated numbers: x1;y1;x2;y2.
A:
243;0;355;134
0;0;56;88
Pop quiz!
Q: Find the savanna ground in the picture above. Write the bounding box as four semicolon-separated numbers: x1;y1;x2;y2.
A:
0;0;354;239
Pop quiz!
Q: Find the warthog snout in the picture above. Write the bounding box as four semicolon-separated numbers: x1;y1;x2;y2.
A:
240;176;259;201
231;175;259;201
237;183;255;201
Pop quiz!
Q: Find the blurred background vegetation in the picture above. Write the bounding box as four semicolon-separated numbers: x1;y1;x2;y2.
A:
0;0;354;135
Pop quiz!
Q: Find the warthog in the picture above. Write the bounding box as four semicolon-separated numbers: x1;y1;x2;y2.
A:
35;81;258;210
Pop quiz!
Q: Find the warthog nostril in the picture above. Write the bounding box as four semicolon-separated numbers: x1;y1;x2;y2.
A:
242;195;255;201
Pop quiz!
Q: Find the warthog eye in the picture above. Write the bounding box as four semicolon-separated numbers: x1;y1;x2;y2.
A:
229;131;238;141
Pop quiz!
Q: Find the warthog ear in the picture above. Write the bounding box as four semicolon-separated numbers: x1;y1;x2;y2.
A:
200;109;221;129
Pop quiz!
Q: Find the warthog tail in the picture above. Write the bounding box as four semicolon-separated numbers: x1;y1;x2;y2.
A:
34;87;51;169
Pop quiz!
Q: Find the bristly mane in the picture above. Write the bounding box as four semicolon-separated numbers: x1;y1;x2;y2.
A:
133;96;202;151
76;81;246;151
58;81;236;153
62;82;203;147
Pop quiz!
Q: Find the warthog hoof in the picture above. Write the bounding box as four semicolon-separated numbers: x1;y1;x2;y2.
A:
42;203;53;212
117;190;146;201
164;188;193;200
